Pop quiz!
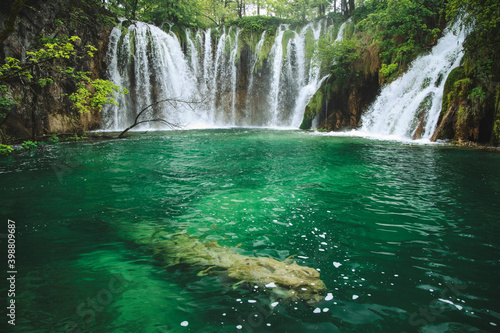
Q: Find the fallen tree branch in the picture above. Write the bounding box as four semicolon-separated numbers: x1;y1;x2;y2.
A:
117;97;205;138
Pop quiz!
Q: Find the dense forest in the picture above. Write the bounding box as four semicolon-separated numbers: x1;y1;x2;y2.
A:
0;0;499;153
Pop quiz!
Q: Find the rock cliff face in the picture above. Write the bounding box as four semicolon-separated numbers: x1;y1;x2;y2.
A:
301;43;381;131
431;63;500;145
0;0;115;141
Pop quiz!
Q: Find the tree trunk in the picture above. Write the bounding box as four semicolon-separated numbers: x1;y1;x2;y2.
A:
341;0;347;16
131;0;139;20
348;0;355;15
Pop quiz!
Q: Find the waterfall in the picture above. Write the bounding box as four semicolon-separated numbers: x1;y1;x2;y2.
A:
247;31;266;97
358;24;466;141
294;21;348;127
202;28;213;94
103;20;330;130
230;29;240;123
103;22;200;130
186;29;199;78
268;26;287;126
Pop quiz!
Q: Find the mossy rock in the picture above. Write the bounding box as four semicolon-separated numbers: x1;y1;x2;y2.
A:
343;21;356;40
326;22;341;41
210;27;221;41
117;25;129;50
493;85;500;145
303;27;316;61
128;29;137;57
254;32;276;73
300;89;324;130
170;25;187;48
441;67;466;117
281;30;296;59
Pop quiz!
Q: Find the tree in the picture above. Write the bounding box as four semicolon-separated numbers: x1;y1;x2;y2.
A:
446;0;500;86
0;36;126;138
106;0;203;27
356;0;441;81
445;0;500;143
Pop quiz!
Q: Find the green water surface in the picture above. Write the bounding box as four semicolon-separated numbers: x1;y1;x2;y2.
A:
1;129;499;332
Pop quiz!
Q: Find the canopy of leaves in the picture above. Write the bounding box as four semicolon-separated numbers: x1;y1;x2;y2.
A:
317;38;360;86
104;0;348;28
446;0;500;84
106;0;203;27
356;0;442;82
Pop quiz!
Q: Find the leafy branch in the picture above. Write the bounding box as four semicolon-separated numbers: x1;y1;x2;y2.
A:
0;35;127;124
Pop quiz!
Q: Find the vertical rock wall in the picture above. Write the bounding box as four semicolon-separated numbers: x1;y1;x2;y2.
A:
0;0;115;141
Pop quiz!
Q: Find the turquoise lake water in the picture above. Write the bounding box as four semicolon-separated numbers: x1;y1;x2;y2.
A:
1;129;499;332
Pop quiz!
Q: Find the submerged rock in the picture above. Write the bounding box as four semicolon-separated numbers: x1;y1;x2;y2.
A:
149;231;326;305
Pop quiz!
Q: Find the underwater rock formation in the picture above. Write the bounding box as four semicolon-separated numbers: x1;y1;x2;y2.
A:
149;231;326;305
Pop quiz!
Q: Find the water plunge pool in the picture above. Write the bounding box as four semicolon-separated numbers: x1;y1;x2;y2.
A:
1;129;499;332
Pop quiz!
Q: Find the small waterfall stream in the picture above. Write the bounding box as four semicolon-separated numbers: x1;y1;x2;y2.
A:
268;26;287;125
358;24;466;141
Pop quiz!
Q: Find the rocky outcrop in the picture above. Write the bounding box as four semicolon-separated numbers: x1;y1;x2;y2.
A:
0;0;115;141
301;43;381;131
431;64;500;145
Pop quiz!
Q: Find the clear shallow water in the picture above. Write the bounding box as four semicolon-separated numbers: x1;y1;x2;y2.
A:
1;129;499;332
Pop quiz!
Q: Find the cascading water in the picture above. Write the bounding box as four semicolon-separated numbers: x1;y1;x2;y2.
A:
246;31;266;96
291;21;335;127
267;26;287;125
103;22;200;130
358;24;466;141
103;20;332;130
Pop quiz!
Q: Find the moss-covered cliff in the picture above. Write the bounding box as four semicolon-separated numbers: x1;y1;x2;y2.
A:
431;42;500;145
0;0;115;142
304;0;499;147
301;41;381;131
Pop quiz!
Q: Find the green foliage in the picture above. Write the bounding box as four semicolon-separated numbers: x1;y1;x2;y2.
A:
379;63;398;80
0;36;82;84
66;133;88;141
446;0;499;144
301;88;324;129
0;84;17;117
281;30;296;58
0;35;127;117
468;87;486;104
303;27;317;61
104;0;340;29
342;20;356;40
263;0;334;21
231;15;290;34
21;140;38;150
69;78;128;114
0;144;14;155
493;85;500;145
317;39;360;86
107;0;203;27
49;134;60;143
441;66;465;116
356;0;442;82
